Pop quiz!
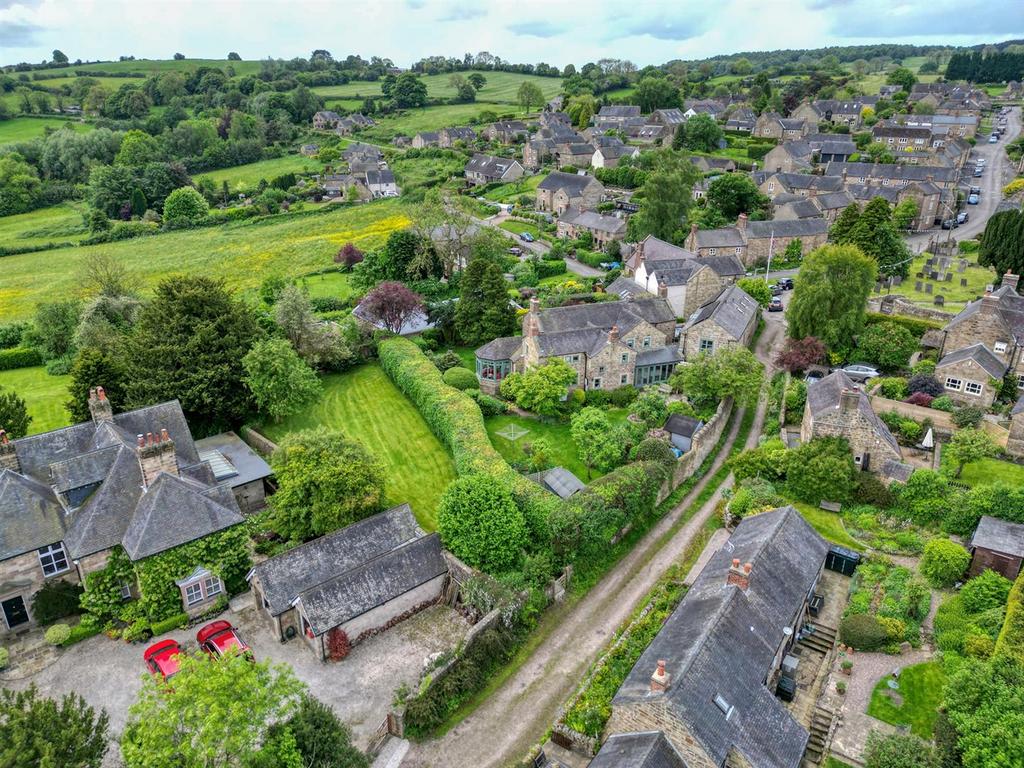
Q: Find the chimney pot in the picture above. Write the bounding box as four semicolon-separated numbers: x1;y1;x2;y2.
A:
650;658;671;692
732;558;740;567
1004;273;1020;294
137;434;145;447
743;562;752;574
0;429;7;445
609;324;619;342
727;558;751;590
88;384;114;423
160;428;170;442
97;386;106;401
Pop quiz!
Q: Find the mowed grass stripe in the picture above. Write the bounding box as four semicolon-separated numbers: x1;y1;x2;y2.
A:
259;364;456;530
0;366;72;435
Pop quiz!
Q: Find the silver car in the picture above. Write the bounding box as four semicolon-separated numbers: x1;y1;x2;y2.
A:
842;363;881;381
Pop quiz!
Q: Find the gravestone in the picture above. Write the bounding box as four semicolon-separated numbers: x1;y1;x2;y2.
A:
946;273;953;282
961;278;968;287
925;258;935;267
925;283;933;294
916;271;924;278
935;295;945;306
893;276;903;286
958;261;967;272
915;280;923;292
875;282;883;293
930;271;940;281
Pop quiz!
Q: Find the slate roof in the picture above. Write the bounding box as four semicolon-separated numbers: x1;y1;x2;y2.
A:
881;459;914;484
465;154;521;179
806;371;900;454
769;173;844;194
653;108;686;125
475;335;523;361
694;227;746;249
538;298;674;335
683;285;759;340
664;414;703;439
538;171;600;197
636;346;684;366
936;343;1009;379
816;191;856;211
365;169;396;186
606;275;655;300
944;286;1024;345
415;131;440;142
342;142;382;160
596;143;638;160
776;199;822;220
590;731;688;768
970;515;1024;558
561;208;627;235
0;470;66;561
1013;393;1024;416
598;105;641;118
535;466;586;499
748;218;829;239
442;126;476;140
825;161;957;184
613;506;827;768
250;504;446;635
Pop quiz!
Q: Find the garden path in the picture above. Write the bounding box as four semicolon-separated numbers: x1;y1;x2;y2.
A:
401;307;784;767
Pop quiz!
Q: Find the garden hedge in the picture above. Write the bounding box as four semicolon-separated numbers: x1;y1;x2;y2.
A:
995;572;1024;661
865;312;942;338
0;347;42;371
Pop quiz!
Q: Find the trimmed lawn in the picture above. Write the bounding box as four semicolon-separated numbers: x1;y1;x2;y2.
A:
0;117;92;145
0;199;410;323
485;409;628;482
0;202;89;248
867;661;946;738
0;366;71;435
499;220;542;239
887;252;996;312
298;271;354;301
483;174;545;202
259;364;455;530
959;457;1024;487
792;502;865;551
196;155;325;192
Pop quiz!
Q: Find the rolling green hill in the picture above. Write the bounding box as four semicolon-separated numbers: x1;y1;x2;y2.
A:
313;70;562;105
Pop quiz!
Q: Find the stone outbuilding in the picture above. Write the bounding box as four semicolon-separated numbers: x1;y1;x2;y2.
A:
247;504;448;662
194;431;272;514
935;343;1007;408
536;172;605;215
679;284;760;360
968;515;1024;580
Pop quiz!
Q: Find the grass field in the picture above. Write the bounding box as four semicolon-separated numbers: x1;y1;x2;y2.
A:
0;116;92;145
483;174;545;202
196;155;325;192
389;151;467;190
258;364;456;529
887;252;996;312
23;75;138;91
0;366;71;435
71;59;264;76
357;103;526;142
312;70;562;105
867;661;946;738
485;409;628;482
792;502;865;551
0;202;89;248
298;271;354;301
0;199;410;323
959;457;1024;487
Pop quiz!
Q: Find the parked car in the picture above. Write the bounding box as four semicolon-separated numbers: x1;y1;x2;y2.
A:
974;168;984;177
989;135;999;143
769;283;783;295
768;296;784;312
804;371;823;385
144;639;183;681
507;246;523;256
970;186;982;195
968;194;980;205
778;277;794;290
941;218;958;230
842;363;881;381
196;620;251;660
957;211;969;224
519;232;535;242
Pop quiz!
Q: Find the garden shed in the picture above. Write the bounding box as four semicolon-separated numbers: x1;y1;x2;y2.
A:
968;515;1024;580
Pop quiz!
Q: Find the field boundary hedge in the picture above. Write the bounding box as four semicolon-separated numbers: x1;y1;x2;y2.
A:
995;571;1024;660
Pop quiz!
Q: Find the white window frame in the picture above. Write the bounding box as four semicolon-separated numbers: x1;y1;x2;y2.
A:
38;543;70;577
700;339;715;353
592;377;602;389
964;380;983;396
994;342;1008;354
204;576;223;598
708;247;717;255
626;338;635;349
642;336;652;349
621;353;629;364
185;582;204;607
119;580;133;600
945;377;962;392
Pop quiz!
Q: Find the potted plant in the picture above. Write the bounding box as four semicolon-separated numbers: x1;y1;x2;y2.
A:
841;660;853;675
836;681;847;695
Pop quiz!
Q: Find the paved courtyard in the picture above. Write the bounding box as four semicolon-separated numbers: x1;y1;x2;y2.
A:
4;599;470;759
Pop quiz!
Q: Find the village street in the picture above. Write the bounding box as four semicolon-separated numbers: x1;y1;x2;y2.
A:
399;297;789;767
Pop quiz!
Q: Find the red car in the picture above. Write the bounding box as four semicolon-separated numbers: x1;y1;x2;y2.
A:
143;639;183;681
196;620;251;659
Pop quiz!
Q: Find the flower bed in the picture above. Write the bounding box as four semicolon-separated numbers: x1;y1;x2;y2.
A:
842;556;931;651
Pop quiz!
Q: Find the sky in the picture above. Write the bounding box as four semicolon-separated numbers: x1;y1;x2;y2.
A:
2;0;1024;69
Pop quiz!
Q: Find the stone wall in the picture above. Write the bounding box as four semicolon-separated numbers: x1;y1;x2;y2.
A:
869;294;954;324
747;229;827;267
0;552;74;634
340;574;446;643
606;699;718;768
239;425;278;457
869;395;1009;447
656;397;733;505
1007;411;1024;458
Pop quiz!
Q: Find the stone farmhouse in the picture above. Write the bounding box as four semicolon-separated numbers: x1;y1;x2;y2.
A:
757;172;845;198
556;142;597;169
411;131;440;149
683;99;727;120
312;110;341;130
678;284;759;360
893;113;978;139
556;208;627;250
801;371;905;476
936;277;1024;407
753;113;810;141
626;235;744;318
725;107;757;133
438;126;476;147
463;154;525;186
536;172;605;215
790;98;877;129
523;138;556;169
684;215;829;268
474;297;679;394
485;120;529;143
761;135;856;174
333;113;375;135
594;105;642;130
247;503;448;662
0;390;271;635
605;506;828;768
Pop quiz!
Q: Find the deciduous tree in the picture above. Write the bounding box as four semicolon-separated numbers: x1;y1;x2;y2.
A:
671;346;763;414
855;321;918;371
270;427;386;541
66;348;128;423
437;475;527;573
706;173;769;219
774;336;826;372
0;387;30;438
500;359;578;417
516;82;544;113
627;152;700;243
242;338;322;423
360;281;424;335
945;428;997;478
570;407;624;478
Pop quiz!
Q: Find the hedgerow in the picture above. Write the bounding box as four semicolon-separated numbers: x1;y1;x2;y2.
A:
995;572;1024;661
0;347;43;371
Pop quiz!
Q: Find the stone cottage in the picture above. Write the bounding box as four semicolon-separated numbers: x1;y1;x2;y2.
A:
536;172;605;215
0;390;269;635
463;154;525;186
679;284;760;360
474;297;679;394
247;504;447;661
556;208;627;250
801;371;904;474
605;506;828;768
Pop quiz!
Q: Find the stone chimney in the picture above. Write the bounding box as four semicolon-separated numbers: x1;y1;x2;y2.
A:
737;212;748;233
840;388;859;414
726;558;752;590
0;429;20;473
88;386;113;423
841;167;848;183
136;429;178;487
608;325;619;343
980;290;999;316
635;240;645;271
650;659;671;692
524;298;541;338
658;279;668;299
688;222;698;250
1004;273;1020;294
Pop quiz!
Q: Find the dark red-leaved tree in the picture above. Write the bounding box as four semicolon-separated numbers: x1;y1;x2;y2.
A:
775;336;826;373
334;242;364;271
361;281;423;334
